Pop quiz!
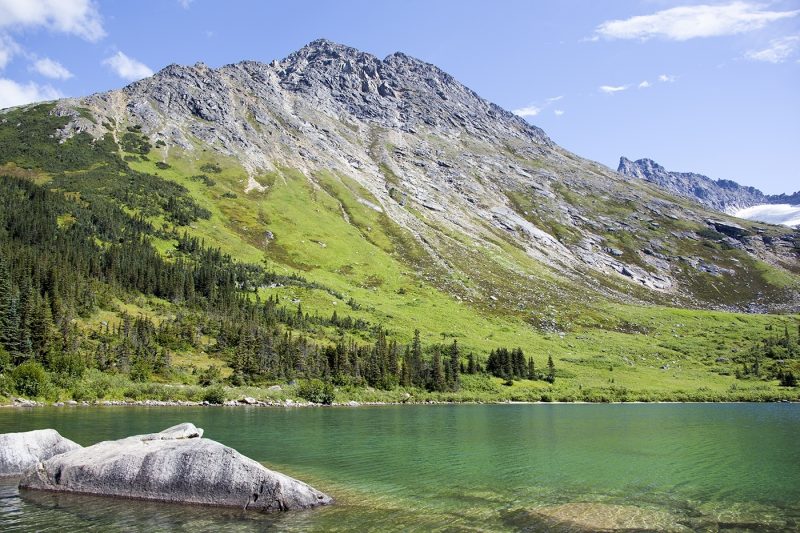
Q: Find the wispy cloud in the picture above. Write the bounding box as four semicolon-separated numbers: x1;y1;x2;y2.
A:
0;33;19;70
638;80;651;89
0;0;105;42
746;35;800;63
513;95;566;118
177;0;194;9
553;109;564;116
30;57;73;79
512;105;541;118
599;85;628;94
102;51;153;81
0;78;60;108
593;2;798;41
658;74;676;83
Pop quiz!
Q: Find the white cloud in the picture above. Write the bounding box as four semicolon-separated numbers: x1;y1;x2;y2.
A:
30;57;72;79
0;33;18;69
546;95;563;102
599;85;628;94
638;80;651;88
102;51;153;81
658;74;676;82
0;0;105;41
178;0;194;8
553;109;564;116
594;2;798;41
512;105;541;118
0;78;60;108
746;35;800;63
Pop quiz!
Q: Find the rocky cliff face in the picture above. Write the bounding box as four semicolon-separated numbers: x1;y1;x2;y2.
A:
41;39;799;311
618;157;799;214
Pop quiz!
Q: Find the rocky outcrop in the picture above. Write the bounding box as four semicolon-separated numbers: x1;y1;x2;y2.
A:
0;429;81;477
19;423;331;512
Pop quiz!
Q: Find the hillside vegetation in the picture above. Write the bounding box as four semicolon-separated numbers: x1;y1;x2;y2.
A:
1;45;798;405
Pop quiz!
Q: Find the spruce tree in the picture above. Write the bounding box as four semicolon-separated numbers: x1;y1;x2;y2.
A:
547;354;556;383
430;348;445;392
449;340;460;390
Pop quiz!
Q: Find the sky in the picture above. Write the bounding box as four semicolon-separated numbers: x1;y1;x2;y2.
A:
0;0;797;194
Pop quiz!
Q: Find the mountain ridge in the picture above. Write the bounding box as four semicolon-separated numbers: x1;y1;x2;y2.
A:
0;38;798;404
618;156;800;214
35;38;798;313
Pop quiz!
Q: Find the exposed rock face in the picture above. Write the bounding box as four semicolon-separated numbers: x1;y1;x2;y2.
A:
618;157;799;216
39;39;799;311
19;423;331;512
0;429;81;477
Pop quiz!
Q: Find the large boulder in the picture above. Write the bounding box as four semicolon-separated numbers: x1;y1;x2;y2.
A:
0;429;81;477
19;423;331;512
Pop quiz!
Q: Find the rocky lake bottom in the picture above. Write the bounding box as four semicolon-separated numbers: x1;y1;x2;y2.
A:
1;403;798;532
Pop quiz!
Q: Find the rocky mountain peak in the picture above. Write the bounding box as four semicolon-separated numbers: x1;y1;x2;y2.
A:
618;156;768;214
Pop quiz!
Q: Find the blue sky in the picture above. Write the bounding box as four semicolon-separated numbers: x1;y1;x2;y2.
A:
0;1;797;194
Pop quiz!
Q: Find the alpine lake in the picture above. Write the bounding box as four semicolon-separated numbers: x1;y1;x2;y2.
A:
1;403;798;532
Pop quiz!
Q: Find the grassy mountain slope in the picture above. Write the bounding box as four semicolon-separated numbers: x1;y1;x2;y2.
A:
0;41;798;403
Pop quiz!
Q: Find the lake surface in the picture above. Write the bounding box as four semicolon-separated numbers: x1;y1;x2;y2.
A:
0;404;798;531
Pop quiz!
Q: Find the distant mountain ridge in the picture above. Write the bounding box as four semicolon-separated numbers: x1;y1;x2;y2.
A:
618;157;799;214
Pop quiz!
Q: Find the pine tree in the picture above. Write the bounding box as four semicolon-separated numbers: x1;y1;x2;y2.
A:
467;353;477;374
411;329;424;387
430;348;445;392
527;356;536;380
449;340;460;390
547;354;556;383
0;257;19;355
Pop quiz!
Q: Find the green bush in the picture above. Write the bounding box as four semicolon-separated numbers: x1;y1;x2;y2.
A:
0;346;10;373
12;361;50;397
203;385;226;404
0;373;15;396
297;379;335;405
198;365;221;386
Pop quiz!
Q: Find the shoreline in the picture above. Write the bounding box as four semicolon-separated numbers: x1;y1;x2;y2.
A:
2;397;797;408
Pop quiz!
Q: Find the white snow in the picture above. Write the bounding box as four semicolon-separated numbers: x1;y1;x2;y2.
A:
735;204;800;227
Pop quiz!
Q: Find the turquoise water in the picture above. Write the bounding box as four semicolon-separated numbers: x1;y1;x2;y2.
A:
0;404;798;531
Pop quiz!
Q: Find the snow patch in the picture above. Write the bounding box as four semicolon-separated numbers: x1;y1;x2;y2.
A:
735;204;800;227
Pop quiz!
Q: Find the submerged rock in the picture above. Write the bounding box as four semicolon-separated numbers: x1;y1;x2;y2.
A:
0;429;81;477
526;502;689;532
19;423;331;512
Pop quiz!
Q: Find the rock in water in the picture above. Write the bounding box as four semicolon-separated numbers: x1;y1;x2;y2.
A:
0;429;82;477
19;423;331;512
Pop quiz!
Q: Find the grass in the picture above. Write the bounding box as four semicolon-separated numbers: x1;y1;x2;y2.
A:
101;146;800;402
2;106;797;403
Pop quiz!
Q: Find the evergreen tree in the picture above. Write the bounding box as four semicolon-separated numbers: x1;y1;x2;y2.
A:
429;348;445;392
547;354;556;383
449;340;460;390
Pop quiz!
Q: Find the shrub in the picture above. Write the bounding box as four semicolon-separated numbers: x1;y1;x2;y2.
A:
12;360;50;397
203;385;226;404
0;345;10;373
297;379;335;405
0;373;15;396
200;162;222;173
197;365;221;386
155;161;170;170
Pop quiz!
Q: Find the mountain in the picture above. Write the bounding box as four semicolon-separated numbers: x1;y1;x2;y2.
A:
618;157;800;216
0;39;798;403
